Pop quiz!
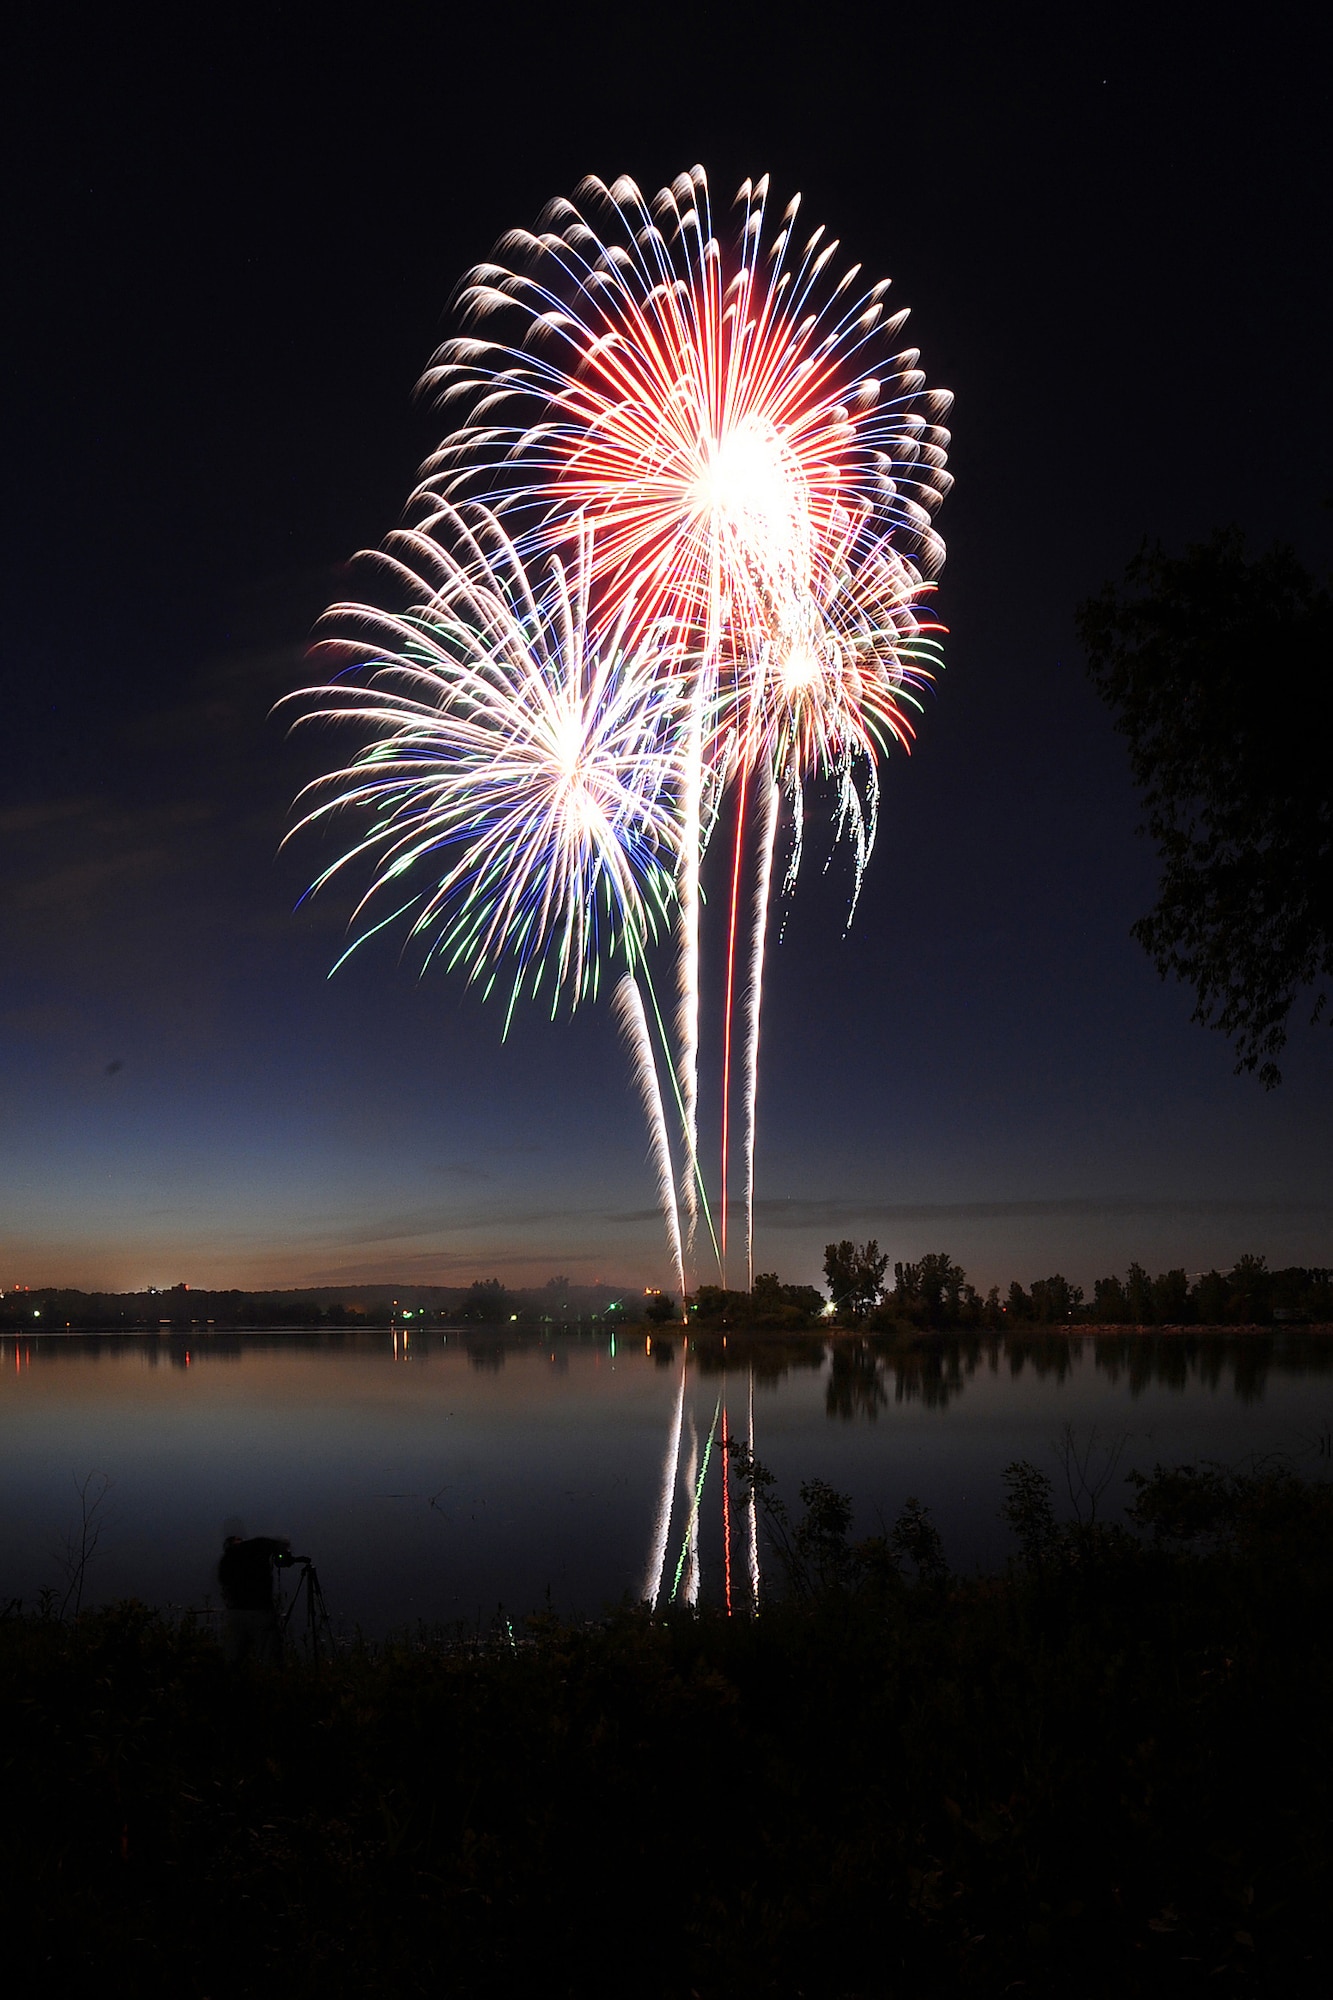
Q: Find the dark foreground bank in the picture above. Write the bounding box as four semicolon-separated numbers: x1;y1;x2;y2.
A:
4;1462;1332;1999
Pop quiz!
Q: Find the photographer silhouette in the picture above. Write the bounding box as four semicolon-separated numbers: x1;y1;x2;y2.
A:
217;1522;293;1666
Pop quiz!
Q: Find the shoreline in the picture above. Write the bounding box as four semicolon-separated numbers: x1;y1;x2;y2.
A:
6;1319;1333;1339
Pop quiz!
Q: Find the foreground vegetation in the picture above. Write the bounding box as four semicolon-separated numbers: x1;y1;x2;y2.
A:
4;1459;1332;1997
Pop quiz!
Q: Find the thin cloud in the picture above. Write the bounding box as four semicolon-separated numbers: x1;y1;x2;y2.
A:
1;797;215;918
749;1196;1333;1230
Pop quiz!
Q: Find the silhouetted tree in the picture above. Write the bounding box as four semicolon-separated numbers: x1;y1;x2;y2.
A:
1093;1274;1130;1324
1005;1281;1031;1321
892;1252;968;1327
1194;1269;1230;1325
1125;1262;1154;1325
1151;1267;1192;1323
1079;528;1333;1084
1225;1253;1272;1324
823;1240;889;1320
544;1277;575;1318
748;1272;824;1326
459;1279;512;1323
690;1285;751;1325
1028;1274;1083;1323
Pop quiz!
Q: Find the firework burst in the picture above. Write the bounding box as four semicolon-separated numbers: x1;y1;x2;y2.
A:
414;168;951;1277
288;165;951;1297
284;505;688;1029
420;167;951;650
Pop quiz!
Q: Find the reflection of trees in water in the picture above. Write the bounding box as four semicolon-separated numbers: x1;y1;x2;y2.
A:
889;1340;969;1409
826;1341;888;1421
877;1334;989;1410
1232;1344;1270;1405
1086;1333;1333;1403
1092;1336;1175;1398
690;1334;826;1385
814;1331;1333;1421
19;1333;252;1367
1004;1335;1081;1384
1194;1342;1226;1393
466;1340;506;1372
20;1326;1333;1414
822;1333;1091;1413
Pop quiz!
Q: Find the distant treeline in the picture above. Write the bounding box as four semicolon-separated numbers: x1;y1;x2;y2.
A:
0;1276;631;1332
878;1251;1333;1329
876;1248;1320;1328
5;1253;1330;1335
682;1251;1333;1330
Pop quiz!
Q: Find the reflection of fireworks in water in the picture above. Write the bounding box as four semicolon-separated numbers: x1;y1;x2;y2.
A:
675;1412;699;1605
643;1352;687;1609
721;1402;732;1616
646;1356;758;1615
747;1371;760;1611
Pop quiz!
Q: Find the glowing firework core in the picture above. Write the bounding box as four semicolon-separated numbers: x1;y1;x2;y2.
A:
690;417;810;592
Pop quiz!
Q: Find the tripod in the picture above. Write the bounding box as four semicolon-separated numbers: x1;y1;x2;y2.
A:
280;1556;335;1662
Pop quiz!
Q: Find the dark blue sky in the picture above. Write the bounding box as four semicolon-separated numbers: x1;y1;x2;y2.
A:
3;0;1329;1295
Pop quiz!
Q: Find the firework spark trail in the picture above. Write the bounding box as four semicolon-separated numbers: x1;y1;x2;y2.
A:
742;764;781;1291
642;1353;687;1608
677;701;705;1261
718;754;751;1283
613;974;685;1298
746;544;945;914
639;966;720;1269
721;553;943;1282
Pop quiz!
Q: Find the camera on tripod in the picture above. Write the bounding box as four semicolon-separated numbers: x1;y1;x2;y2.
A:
277;1551;334;1659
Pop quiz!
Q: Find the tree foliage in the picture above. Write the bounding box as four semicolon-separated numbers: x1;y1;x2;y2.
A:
1078;527;1333;1084
822;1239;889;1319
458;1279;513;1323
687;1276;826;1328
891;1252;972;1327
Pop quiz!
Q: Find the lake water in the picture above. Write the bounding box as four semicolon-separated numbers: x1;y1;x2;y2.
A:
4;1327;1332;1635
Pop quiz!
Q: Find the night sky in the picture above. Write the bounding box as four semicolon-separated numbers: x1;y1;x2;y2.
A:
4;1;1330;1296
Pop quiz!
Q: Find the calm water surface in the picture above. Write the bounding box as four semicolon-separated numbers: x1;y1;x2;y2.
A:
4;1327;1332;1634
